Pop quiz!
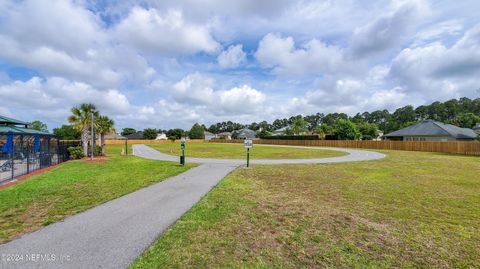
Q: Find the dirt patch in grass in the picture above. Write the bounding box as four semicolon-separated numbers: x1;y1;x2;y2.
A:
132;151;480;268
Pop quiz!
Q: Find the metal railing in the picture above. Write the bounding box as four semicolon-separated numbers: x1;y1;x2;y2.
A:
0;133;80;184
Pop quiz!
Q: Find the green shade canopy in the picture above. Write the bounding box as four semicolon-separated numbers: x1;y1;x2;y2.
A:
0;125;52;135
0;115;29;126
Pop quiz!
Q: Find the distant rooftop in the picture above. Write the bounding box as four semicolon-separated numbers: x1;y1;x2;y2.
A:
384;120;478;139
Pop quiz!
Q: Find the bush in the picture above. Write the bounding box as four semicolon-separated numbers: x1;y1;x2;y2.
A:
168;136;176;141
67;146;84;159
262;135;320;140
88;145;102;156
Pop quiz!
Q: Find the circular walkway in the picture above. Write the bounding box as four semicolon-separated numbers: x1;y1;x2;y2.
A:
133;144;386;165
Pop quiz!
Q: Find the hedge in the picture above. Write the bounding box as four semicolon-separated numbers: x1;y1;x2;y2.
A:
261;135;320;140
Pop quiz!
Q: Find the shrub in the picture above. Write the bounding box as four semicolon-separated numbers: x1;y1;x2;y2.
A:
168;136;176;141
262;135;320;140
67;146;84;159
87;145;103;156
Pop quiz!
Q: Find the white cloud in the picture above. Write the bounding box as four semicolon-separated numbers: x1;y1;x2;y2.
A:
351;0;429;57
115;7;220;55
389;24;480;101
168;73;266;115
255;33;346;76
217;44;246;68
218;85;266;113
171;73;215;105
0;77;131;123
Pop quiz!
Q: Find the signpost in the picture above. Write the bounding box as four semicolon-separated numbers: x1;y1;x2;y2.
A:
244;139;253;167
180;137;186;165
124;139;128;155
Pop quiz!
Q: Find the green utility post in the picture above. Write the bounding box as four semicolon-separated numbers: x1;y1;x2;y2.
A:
247;148;250;167
180;137;186;165
125;139;128;155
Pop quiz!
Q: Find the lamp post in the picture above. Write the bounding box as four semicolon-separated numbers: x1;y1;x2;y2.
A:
90;109;94;160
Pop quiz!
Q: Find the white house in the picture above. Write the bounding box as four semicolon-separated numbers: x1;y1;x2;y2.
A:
204;131;217;140
155;133;167;140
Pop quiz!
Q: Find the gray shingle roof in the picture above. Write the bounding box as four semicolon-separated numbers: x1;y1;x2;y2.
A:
237;128;256;139
384;120;478;139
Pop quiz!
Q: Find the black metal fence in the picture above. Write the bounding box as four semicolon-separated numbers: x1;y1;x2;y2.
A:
0;133;80;184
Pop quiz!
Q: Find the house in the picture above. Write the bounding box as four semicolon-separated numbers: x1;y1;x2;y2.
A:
104;133;126;140
155;133;167;140
125;131;144;139
236;128;256;139
272;126;289;136
217;132;232;140
384;120;478;141
204;131;217;140
474;123;480;135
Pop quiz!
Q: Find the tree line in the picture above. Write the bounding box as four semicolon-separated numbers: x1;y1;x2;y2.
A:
44;97;479;142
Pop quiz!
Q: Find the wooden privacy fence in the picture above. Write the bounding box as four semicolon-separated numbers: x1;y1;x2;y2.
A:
104;139;207;145
210;139;480;156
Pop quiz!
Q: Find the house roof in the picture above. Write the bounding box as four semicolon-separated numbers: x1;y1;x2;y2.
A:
204;130;214;135
384;120;478;139
0;115;29;126
273;126;289;133
125;131;144;139
105;133;126;140
217;132;232;136
237;128;256;138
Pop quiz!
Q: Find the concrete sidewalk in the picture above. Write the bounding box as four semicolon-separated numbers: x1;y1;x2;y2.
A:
0;163;236;269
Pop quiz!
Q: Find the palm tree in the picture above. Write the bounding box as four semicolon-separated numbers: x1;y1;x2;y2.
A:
96;116;115;156
290;117;307;135
68;103;99;156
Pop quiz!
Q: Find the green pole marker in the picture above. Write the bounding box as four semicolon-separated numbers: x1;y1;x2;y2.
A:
244;139;252;167
125;139;128;155
180;137;186;165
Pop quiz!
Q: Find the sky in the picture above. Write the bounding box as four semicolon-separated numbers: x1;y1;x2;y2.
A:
0;0;479;131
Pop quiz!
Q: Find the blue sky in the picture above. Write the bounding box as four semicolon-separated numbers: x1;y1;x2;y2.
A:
0;0;479;130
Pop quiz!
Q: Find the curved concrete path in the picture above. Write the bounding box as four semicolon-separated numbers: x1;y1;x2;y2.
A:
0;144;383;269
133;143;385;165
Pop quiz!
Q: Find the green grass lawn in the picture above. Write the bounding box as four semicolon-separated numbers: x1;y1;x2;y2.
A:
0;145;194;243
147;142;347;159
131;150;480;268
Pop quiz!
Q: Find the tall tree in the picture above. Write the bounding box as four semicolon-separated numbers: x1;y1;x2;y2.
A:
143;128;158;140
96;116;115;155
68;103;99;156
189;123;205;139
53;125;81;140
334;119;361;140
290;116;307;135
121;128;136;136
29;120;48;133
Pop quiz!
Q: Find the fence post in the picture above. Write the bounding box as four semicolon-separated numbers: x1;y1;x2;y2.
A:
11;140;14;180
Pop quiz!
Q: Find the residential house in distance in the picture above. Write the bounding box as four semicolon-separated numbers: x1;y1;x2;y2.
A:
104;133;126;140
155;133;167;140
236;128;256;139
272;126;289;136
217;132;232;140
384;120;478;141
204;131;217;140
474;123;480;135
125;131;144;139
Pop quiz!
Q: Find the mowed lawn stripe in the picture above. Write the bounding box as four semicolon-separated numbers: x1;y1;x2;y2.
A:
131;150;480;268
147;142;347;159
0;145;195;243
